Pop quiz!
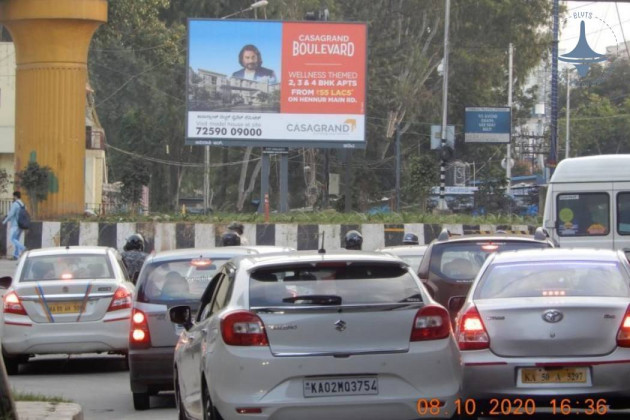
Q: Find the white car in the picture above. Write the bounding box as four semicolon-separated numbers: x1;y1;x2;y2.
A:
170;251;462;420
1;246;134;375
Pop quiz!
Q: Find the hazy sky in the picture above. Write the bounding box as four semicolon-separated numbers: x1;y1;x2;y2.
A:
560;1;630;57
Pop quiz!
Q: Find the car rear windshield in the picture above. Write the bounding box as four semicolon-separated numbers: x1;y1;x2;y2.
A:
430;241;551;281
476;261;630;299
136;257;230;303
20;254;113;281
249;262;422;307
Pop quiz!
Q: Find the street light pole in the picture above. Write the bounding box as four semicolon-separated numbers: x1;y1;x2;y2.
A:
437;0;451;212
202;0;269;215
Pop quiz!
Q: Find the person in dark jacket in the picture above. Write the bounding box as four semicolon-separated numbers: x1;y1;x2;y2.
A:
121;233;148;283
232;44;277;83
344;230;363;250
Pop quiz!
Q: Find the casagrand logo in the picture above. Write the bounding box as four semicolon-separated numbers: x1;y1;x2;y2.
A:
287;118;357;135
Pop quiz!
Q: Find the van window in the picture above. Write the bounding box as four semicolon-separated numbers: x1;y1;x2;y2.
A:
556;193;609;237
618;192;630;235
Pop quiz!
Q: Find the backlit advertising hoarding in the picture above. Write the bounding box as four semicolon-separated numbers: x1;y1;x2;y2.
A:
187;19;367;148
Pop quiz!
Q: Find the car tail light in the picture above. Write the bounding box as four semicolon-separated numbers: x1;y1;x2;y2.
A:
457;306;490;350
410;305;450;341
617;304;630;347
3;291;27;316
129;309;151;349
107;287;132;312
221;311;269;346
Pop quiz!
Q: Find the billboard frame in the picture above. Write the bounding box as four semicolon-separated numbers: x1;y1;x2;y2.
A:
186;18;367;149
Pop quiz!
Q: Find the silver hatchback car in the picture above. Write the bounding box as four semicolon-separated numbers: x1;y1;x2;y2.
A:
170;251;462;420
129;246;293;410
453;248;630;417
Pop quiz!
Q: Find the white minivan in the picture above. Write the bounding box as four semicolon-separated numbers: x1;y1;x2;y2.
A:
543;154;630;251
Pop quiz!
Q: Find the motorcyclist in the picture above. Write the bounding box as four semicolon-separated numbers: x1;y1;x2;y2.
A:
402;232;420;245
121;233;148;283
344;230;363;250
221;231;241;246
227;221;248;245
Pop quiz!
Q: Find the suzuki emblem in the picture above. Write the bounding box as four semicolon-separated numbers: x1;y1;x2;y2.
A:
542;310;563;323
334;320;346;332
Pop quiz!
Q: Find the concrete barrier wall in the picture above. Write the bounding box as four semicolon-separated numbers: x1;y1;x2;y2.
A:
1;221;536;256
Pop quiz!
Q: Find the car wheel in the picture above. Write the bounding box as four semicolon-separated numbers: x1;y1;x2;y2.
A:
174;371;187;420
202;382;223;420
3;355;19;376
132;392;150;410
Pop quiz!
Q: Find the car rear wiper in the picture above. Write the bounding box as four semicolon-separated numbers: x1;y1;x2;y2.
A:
282;294;342;305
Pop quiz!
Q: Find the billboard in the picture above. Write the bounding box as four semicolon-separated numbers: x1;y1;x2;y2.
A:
187;19;367;149
464;107;511;143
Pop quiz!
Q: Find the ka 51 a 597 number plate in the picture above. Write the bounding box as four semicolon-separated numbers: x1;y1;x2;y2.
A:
303;377;378;397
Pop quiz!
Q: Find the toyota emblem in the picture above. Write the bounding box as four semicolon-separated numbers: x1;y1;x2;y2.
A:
542;310;563;323
334;320;346;332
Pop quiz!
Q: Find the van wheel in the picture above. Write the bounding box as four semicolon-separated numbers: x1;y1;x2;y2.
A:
133;392;150;410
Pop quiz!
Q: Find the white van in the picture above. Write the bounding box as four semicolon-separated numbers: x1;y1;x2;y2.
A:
543;154;630;251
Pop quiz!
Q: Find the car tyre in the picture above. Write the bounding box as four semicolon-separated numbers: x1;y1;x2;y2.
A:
202;382;223;420
3;355;19;376
133;392;150;410
174;370;187;420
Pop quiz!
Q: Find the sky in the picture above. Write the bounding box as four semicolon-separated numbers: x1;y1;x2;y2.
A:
560;1;630;58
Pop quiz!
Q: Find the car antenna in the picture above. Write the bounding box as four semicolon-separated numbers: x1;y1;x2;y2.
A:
318;231;326;254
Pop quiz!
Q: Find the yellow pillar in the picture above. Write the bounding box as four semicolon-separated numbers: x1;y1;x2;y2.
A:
0;0;107;218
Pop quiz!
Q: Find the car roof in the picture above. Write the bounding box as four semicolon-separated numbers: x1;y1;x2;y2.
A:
144;246;294;263
437;233;546;243
24;246;111;257
231;250;408;270
376;245;427;255
490;248;622;264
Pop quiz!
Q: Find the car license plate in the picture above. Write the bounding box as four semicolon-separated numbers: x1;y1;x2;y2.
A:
303;377;378;397
521;367;587;384
48;301;82;314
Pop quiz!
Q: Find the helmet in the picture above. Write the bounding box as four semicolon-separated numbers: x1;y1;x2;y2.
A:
227;221;244;235
344;230;363;250
124;233;145;252
221;231;241;246
402;232;419;245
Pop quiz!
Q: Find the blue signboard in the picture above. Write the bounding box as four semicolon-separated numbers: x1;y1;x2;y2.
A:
464;107;511;143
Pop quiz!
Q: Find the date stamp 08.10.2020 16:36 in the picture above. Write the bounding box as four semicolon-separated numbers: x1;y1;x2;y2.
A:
416;398;609;417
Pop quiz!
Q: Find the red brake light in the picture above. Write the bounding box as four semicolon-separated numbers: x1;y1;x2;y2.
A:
410;305;450;341
191;258;213;267
3;291;27;315
481;244;499;252
456;306;490;350
107;287;132;312
221;311;269;346
617;304;630;347
129;308;151;348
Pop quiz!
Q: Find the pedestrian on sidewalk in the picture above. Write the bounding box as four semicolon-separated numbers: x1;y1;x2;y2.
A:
2;191;26;260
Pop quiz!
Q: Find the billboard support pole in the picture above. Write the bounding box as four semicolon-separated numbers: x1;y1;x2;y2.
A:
436;0;451;213
258;153;270;214
279;153;288;212
344;150;351;212
204;146;210;214
395;123;401;212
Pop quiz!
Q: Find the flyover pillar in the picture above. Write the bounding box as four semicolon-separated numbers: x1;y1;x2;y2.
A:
0;0;107;217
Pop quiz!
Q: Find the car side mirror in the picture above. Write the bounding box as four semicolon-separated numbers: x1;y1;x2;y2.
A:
448;296;466;313
169;305;193;330
0;276;12;289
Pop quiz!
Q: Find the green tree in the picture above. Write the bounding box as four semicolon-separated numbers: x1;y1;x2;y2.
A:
15;161;53;218
404;154;438;211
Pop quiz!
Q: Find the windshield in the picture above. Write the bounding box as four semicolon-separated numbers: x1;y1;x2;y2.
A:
476;261;630;299
136;257;230;303
249;262;422;307
21;254;113;281
430;241;551;281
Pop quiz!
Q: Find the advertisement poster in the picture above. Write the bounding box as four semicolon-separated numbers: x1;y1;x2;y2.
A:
187;19;367;148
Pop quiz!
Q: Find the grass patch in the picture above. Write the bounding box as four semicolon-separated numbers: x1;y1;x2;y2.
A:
11;390;71;403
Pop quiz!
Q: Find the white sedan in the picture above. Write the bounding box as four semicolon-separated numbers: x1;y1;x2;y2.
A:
170;251;462;420
1;246;134;375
